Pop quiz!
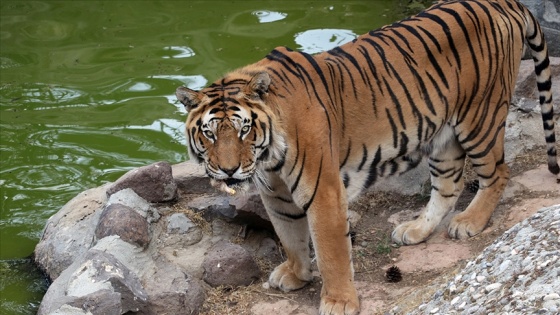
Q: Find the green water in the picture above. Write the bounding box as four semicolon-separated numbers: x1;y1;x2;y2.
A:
0;1;430;313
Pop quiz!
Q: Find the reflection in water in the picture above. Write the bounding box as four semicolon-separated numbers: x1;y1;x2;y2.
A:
252;10;288;23
22;84;84;105
162;46;195;59
151;74;208;90
128;82;152;92
295;29;358;54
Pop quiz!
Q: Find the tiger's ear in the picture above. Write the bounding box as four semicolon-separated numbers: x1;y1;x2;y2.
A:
176;86;203;112
246;71;271;100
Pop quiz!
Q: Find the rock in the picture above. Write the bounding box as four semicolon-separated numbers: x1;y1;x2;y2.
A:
107;161;177;202
202;240;261;287
370;159;430;196
514;58;560;113
163;212;203;246
520;0;560;58
33;184;109;280
139;260;206;315
188;190;274;230
167;213;196;234
106;188;160;223
256;237;281;261
37;249;148;315
229;191;273;229
92;236;206;314
65;290;121;315
188;195;236;219
172;161;213;194
95;204;150;249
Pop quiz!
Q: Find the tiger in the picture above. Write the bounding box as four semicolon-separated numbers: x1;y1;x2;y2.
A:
175;0;558;314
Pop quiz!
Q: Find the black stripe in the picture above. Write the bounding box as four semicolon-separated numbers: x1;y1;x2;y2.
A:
343;173;350;188
358;144;368;171
364;147;382;188
302;156;323;212
290;150;306;194
386;108;398;148
271;209;307;220
340;140;352;169
398;132;409;157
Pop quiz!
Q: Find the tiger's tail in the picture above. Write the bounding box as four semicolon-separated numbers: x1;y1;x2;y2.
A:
525;8;559;180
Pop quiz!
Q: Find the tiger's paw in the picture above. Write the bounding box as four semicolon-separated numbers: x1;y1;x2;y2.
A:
319;289;360;315
391;220;432;245
269;261;312;292
448;211;487;239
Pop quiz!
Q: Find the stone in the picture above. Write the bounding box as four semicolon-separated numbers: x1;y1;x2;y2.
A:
37;249;148;315
484;282;502;292
202;240;261;287
66;290;121;315
370;158;430;195
188;195;236;219
107;161;177;202
167;213;196;234
95;203;150;248
33;184;109;280
188;191;274;230
519;0;560;57
172;160;212;194
138;261;206;315
92;236;206;314
543;293;560;301
256;237;280;261
106;188;160;223
514;58;560;113
229;191;272;229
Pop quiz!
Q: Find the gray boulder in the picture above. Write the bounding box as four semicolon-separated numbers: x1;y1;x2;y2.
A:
138;258;206;315
106;188;161;223
514;57;560;113
202;240;262;287
520;0;560;57
34;184;109;280
37;249;148;315
95;203;150;249
106;161;178;202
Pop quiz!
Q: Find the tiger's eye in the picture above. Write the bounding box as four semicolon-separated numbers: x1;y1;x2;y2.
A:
204;130;214;138
241;126;250;134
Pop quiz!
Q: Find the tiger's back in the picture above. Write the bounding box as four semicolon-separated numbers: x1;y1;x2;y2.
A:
258;0;554;200
176;1;557;314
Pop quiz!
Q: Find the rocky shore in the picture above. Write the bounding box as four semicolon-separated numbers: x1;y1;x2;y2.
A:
389;205;560;315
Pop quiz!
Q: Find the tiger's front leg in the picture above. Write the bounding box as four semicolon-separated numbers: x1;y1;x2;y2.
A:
260;170;359;315
305;176;359;315
259;177;313;292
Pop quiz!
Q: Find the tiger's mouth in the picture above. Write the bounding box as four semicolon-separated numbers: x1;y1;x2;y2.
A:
209;176;251;195
224;178;246;186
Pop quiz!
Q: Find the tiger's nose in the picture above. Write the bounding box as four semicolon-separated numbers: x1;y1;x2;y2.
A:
220;166;239;177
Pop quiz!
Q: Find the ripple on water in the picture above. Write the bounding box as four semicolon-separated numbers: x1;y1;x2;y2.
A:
0;259;49;314
294;28;358;54
20;19;72;41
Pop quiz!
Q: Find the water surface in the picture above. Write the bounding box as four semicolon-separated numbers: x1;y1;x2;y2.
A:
0;1;431;313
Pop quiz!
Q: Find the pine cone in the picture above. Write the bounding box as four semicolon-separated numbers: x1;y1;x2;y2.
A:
385;265;402;283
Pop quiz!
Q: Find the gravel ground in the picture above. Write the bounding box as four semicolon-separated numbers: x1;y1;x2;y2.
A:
390;204;560;315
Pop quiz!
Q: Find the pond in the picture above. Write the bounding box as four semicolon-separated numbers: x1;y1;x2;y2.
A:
0;1;431;313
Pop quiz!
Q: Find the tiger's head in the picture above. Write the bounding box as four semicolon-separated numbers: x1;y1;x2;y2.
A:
176;70;285;193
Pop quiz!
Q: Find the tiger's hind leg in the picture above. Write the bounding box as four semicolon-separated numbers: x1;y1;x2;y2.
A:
392;125;466;245
448;113;510;239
